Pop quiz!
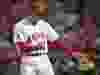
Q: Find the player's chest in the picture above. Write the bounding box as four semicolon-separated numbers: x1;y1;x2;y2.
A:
21;32;47;40
16;25;47;41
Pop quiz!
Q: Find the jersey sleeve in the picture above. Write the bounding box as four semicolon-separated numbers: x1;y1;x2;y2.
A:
13;20;25;44
47;24;59;42
40;21;59;42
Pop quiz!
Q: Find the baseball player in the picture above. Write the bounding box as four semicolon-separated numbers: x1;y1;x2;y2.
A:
13;16;60;75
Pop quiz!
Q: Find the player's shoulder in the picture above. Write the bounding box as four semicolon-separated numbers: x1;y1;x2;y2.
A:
16;16;25;23
24;25;34;33
38;19;52;28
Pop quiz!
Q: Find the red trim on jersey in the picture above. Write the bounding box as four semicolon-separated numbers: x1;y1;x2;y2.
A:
47;39;80;56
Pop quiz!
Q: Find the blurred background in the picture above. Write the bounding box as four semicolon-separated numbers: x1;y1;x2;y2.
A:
0;0;98;75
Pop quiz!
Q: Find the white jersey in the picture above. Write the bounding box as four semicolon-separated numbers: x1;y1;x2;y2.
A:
13;18;59;54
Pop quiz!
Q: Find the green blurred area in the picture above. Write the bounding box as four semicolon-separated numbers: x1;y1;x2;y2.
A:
80;64;96;75
80;70;96;75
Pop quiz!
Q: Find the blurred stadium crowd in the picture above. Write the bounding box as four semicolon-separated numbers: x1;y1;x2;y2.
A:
0;0;97;75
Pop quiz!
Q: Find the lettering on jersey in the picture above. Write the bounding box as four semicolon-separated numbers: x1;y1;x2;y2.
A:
32;32;47;40
15;32;47;48
37;40;46;48
32;32;47;48
32;32;41;40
